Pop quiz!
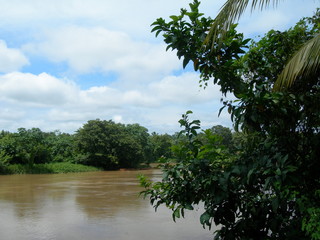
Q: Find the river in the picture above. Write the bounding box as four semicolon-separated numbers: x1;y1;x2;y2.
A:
0;169;212;240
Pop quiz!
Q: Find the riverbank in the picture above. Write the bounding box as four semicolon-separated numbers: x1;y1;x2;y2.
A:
0;162;160;175
1;162;101;175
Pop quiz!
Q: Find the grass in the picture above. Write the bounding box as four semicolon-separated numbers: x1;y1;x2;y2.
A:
5;162;101;174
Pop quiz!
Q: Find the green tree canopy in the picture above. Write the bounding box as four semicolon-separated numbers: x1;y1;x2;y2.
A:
149;133;173;162
125;123;152;163
75;119;146;169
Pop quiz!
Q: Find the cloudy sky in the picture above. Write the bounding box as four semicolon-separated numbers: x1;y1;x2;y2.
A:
0;0;318;134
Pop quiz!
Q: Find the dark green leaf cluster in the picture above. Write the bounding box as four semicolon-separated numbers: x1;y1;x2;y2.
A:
142;2;320;239
141;112;234;225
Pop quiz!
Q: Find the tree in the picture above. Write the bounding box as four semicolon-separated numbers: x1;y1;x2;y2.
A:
149;133;173;162
74;119;145;169
126;123;152;163
204;0;320;90
0;132;16;163
141;2;320;239
195;125;233;154
7;128;52;165
47;131;75;162
0;131;13;173
210;125;233;149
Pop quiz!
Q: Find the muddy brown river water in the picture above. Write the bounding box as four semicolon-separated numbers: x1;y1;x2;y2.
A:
0;169;212;240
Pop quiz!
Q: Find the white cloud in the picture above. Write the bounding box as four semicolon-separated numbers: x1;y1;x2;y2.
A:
122;90;157;107
0;40;29;72
149;72;222;104
0;71;227;133
24;25;180;84
0;72;78;106
0;108;25;120
113;115;123;123
79;86;123;108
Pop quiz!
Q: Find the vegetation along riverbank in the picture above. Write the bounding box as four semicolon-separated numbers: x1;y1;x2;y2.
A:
0;119;237;175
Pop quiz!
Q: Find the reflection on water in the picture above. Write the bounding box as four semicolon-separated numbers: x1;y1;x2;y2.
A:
0;170;212;240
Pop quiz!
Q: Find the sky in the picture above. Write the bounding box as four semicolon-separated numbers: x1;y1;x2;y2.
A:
0;0;318;134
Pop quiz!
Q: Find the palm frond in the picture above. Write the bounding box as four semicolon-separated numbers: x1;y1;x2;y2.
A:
204;0;282;49
273;34;320;91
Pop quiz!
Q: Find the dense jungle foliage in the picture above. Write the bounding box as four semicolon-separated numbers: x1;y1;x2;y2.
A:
0;119;235;174
141;1;320;239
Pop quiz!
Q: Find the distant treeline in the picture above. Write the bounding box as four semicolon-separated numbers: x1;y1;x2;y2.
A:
0;119;241;174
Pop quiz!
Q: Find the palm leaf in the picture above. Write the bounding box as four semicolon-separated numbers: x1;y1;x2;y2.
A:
273;34;320;90
204;0;282;49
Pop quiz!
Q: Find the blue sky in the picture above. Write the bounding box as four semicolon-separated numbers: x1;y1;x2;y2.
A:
0;0;318;134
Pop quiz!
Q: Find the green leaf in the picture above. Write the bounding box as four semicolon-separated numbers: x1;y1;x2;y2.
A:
200;211;211;227
218;106;226;117
185;204;194;211
183;58;190;68
272;198;279;213
169;15;180;22
173;208;181;222
247;168;255;184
